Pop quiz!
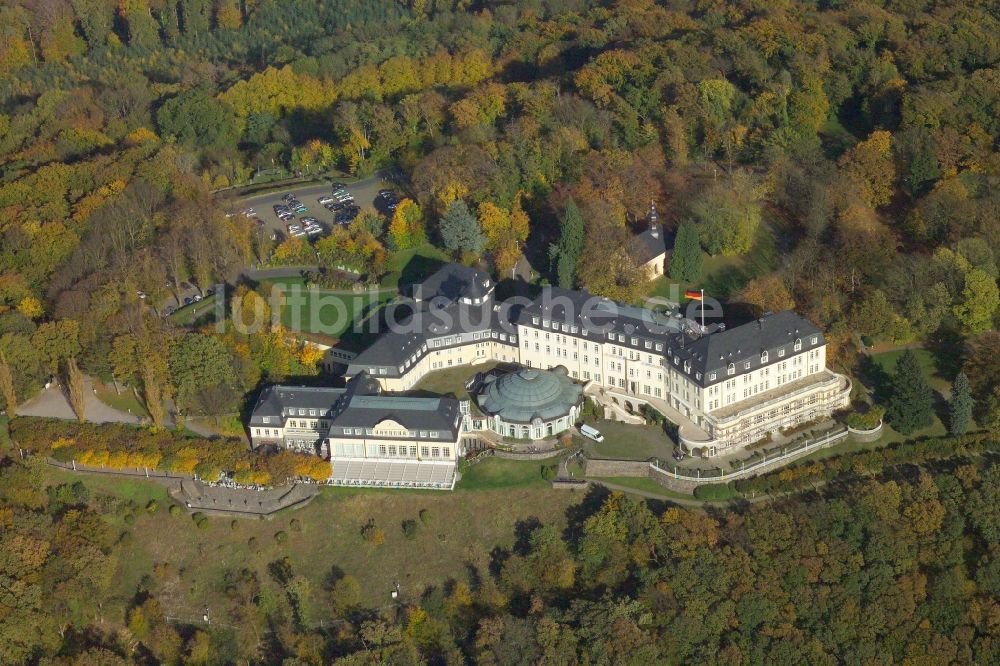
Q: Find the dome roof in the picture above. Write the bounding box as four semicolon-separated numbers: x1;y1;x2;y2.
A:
476;366;583;424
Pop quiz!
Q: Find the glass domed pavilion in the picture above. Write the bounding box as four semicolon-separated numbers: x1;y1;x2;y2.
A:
475;366;583;440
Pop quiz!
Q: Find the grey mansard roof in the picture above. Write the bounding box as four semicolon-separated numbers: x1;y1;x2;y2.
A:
329;373;461;436
516;286;689;347
667;311;825;387
346;298;519;377
249;385;346;425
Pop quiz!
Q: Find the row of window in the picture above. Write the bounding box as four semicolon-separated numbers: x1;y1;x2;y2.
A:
339;426;442;438
376;444;451;458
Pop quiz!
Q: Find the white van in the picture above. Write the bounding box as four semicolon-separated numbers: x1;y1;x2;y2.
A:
580;424;604;443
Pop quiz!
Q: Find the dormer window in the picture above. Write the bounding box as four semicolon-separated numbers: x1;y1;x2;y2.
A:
532;317;539;325
778;348;785;358
709;372;716;381
655;343;663;351
761;351;768;364
744;361;751;370
794;338;802;352
683;361;691;373
727;363;735;375
811;336;818;345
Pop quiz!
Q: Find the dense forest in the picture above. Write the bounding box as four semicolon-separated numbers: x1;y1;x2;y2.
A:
1;0;1000;662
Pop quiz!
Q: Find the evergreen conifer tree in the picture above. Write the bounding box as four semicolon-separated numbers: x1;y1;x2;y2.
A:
669;222;703;283
439;200;485;254
886;350;934;434
556;198;585;288
948;371;974;436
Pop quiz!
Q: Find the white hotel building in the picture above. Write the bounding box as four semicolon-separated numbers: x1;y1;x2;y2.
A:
248;264;851;484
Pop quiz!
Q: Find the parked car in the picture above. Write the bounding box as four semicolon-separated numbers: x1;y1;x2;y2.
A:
136;290;146;299
331;182;346;190
335;213;353;225
287;224;306;237
378;189;396;199
304;224;322;236
293;204;308;213
300;217;319;225
580;424;604;443
281;193;296;202
183;296;193;305
318;196;336;204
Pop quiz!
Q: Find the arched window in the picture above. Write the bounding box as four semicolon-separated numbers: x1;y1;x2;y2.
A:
761;351;768;364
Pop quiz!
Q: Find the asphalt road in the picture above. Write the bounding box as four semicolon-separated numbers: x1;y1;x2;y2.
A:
236;173;399;244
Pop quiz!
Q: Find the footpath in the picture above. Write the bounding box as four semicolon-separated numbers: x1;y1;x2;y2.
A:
47;457;320;518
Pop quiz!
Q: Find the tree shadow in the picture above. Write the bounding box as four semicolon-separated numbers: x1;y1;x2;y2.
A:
562;483;611;546
925;328;966;380
398;255;447;297
858;355;893;403
512;516;542;556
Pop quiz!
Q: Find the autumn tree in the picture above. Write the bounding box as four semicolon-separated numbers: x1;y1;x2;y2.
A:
839;130;896;209
64;356;86;423
740;273;795;315
952;267;999;334
387;199;426;250
479;194;530;274
0;351;16;418
691;170;764;255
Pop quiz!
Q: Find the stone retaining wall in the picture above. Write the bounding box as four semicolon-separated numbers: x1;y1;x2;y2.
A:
494;448;566;460
551;479;590;490
584;459;650;477
847;420;883;443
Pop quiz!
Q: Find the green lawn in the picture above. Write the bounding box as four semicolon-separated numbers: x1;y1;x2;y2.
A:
579;419;676;461
94;380;150;418
259;278;397;338
411;361;500;401
589;476;696;501
868;348;952;394
382;243;451;290
457;456;555;490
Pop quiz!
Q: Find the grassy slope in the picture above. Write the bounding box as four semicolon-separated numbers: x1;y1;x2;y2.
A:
43;457;578;624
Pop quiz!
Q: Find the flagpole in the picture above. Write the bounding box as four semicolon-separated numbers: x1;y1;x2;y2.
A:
701;289;704;329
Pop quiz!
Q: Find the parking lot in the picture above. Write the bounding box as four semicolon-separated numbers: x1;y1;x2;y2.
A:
234;173;401;245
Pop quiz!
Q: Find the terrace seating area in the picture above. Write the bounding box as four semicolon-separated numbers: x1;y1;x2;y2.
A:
328;459;457;490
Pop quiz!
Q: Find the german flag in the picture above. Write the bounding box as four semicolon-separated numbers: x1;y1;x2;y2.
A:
684;289;703;300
